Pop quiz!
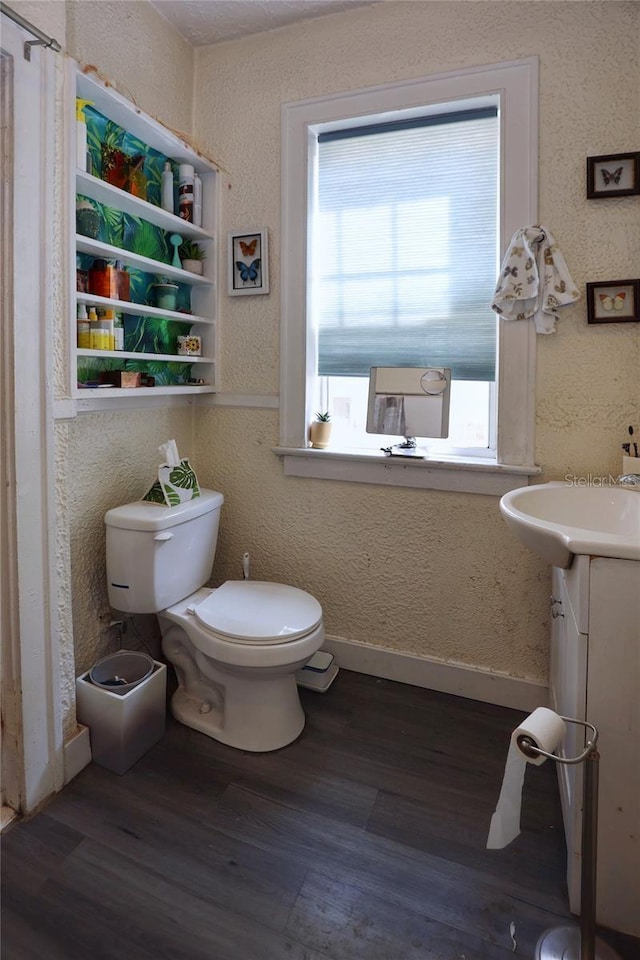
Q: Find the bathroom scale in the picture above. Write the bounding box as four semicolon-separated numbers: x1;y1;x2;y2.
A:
295;651;339;692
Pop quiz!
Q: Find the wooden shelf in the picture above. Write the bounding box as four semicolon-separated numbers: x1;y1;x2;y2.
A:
76;170;212;242
75;292;213;325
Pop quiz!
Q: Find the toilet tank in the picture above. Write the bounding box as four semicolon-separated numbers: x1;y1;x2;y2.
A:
105;490;224;613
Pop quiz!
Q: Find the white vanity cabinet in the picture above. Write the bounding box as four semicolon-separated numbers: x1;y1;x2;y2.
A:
550;556;640;938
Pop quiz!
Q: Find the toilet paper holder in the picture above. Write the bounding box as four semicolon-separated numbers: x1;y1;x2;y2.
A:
517;714;597;765
516;715;620;960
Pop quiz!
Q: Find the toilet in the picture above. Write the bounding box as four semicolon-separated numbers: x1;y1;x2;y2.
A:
104;490;324;752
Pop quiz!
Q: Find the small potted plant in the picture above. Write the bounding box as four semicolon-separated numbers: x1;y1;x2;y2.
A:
309;411;332;449
180;240;206;275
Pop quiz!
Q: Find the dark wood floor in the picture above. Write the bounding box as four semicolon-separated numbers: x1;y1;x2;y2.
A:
2;670;638;960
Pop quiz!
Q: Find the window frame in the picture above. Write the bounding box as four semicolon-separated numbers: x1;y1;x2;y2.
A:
278;58;540;494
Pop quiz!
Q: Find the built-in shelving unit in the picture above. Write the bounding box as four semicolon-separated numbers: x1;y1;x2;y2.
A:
69;63;219;403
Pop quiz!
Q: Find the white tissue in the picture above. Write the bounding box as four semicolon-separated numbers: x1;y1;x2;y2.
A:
159;439;181;467
486;707;566;849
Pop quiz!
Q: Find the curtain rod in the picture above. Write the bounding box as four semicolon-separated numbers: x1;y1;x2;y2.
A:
1;2;62;60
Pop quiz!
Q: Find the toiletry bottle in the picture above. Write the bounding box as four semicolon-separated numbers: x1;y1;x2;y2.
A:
114;313;124;351
193;172;202;227
115;260;130;301
88;307;101;349
88;259;117;299
178;164;194;222
76;254;89;293
75;98;93;173
161;161;174;214
102;308;116;350
77;304;90;348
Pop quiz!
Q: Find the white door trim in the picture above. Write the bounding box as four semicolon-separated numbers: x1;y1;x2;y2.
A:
1;18;64;815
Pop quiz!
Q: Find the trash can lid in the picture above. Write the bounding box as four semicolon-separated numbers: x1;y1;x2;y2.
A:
89;650;154;695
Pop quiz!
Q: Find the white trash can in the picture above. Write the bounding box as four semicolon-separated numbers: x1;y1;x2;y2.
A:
76;652;166;775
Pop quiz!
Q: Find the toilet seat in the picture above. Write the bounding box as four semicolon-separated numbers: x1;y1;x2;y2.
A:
193;581;323;645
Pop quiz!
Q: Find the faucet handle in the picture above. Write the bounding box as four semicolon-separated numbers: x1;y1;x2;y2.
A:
618;473;640;488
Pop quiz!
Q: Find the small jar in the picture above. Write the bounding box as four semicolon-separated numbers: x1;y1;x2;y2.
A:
76;199;102;239
88;259;118;299
152;282;179;311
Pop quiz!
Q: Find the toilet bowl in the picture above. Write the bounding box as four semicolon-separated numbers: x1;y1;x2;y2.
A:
105;491;325;752
160;583;324;751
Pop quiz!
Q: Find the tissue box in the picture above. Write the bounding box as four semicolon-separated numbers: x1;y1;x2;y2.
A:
143;459;200;507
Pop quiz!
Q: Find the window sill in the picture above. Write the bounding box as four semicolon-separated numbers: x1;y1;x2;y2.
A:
273;446;541;496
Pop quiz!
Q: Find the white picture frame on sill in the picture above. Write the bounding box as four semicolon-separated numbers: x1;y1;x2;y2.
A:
228;228;269;296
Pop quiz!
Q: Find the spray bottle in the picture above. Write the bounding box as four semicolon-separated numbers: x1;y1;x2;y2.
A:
76;99;94;173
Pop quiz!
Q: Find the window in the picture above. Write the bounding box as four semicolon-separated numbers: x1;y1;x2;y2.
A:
279;59;539;493
312;107;498;456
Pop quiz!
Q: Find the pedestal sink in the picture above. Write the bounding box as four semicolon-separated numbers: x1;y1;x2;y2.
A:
499;481;640;567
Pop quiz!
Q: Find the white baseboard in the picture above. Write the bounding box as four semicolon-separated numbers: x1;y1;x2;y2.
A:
63;724;92;784
322;635;548;712
1;806;17;833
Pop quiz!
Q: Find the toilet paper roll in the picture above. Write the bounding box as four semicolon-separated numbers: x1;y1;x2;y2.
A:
486;707;566;850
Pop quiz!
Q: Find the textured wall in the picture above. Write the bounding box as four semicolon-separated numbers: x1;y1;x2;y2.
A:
9;0;65;40
199;408;549;678
66;0;194;137
193;1;639;684
67;407;194;676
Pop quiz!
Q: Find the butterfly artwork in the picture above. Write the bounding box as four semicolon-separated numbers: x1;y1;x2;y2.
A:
236;259;261;285
239;237;258;257
229;230;269;295
599;292;626;311
601;167;623;186
587;153;640;199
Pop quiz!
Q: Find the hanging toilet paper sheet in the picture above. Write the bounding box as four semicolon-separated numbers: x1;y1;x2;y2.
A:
486;707;566;849
142;439;200;507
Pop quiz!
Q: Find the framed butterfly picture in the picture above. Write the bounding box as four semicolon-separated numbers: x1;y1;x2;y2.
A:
586;279;640;324
586;152;640;199
228;228;269;296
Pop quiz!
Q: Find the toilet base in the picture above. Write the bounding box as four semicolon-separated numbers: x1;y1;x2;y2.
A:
169;674;306;752
161;618;314;752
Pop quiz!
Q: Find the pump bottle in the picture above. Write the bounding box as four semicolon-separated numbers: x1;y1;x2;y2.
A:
88;307;101;349
77;304;90;348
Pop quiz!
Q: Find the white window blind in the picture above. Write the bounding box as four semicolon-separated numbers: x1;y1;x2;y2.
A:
312;108;499;381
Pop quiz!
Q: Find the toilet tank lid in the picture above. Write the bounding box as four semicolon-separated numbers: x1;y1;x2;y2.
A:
105;489;224;532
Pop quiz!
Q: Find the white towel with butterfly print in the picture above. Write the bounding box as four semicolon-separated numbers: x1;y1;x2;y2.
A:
491;226;580;334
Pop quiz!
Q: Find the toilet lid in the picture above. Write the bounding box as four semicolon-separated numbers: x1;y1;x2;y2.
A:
193;581;323;644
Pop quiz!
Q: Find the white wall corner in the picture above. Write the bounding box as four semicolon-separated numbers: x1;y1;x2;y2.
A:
63;724;92;784
322;635;548;713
